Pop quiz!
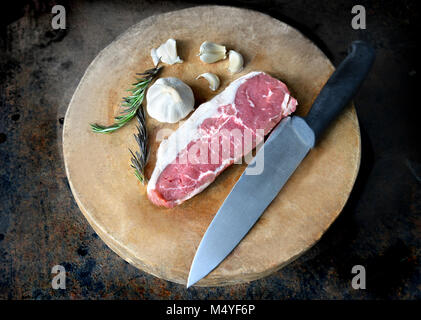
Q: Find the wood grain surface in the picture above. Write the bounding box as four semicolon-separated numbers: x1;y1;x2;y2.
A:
63;5;361;286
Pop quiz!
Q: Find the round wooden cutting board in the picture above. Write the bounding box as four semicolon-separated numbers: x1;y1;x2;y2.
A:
63;6;360;286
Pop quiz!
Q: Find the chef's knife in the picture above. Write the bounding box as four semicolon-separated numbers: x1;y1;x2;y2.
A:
187;41;375;288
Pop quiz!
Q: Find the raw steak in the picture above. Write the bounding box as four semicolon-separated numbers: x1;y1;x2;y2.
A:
147;71;297;208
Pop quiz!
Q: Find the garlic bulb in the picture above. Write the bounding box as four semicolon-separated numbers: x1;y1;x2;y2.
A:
196;73;220;91
146;77;194;123
151;39;183;66
198;41;227;63
228;50;244;74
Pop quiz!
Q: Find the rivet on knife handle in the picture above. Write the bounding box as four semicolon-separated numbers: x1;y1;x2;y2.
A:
305;40;375;142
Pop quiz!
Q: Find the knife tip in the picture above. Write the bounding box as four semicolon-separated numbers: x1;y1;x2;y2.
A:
186;274;198;289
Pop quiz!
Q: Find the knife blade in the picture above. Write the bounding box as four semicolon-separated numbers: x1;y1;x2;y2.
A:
187;41;375;288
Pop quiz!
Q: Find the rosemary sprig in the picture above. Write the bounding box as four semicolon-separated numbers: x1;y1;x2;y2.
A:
90;66;162;133
129;108;149;184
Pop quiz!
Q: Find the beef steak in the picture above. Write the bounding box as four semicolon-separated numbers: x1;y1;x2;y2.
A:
147;71;297;208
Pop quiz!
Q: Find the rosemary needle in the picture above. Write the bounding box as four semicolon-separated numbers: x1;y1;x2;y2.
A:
129;108;149;184
90;66;162;134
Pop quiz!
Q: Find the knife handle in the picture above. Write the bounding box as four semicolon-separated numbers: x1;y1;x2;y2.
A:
305;41;375;142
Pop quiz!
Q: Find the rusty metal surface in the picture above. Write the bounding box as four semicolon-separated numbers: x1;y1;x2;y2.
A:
0;0;419;299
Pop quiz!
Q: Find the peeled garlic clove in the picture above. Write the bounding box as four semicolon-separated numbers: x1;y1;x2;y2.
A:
151;39;183;66
196;72;220;91
228;50;244;74
146;77;194;123
150;48;160;66
198;41;227;63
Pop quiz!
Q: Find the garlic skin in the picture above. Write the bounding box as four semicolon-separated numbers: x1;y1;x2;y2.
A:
228;50;244;74
196;73;220;91
151;39;183;66
146;78;194;123
198;41;227;63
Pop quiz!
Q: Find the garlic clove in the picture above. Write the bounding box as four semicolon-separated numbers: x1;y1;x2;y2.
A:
146;77;194;123
151;39;183;66
198;41;227;63
196;72;220;91
150;48;160;66
228;50;244;74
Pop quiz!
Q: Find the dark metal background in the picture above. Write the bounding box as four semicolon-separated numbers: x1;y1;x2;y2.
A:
0;0;419;299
